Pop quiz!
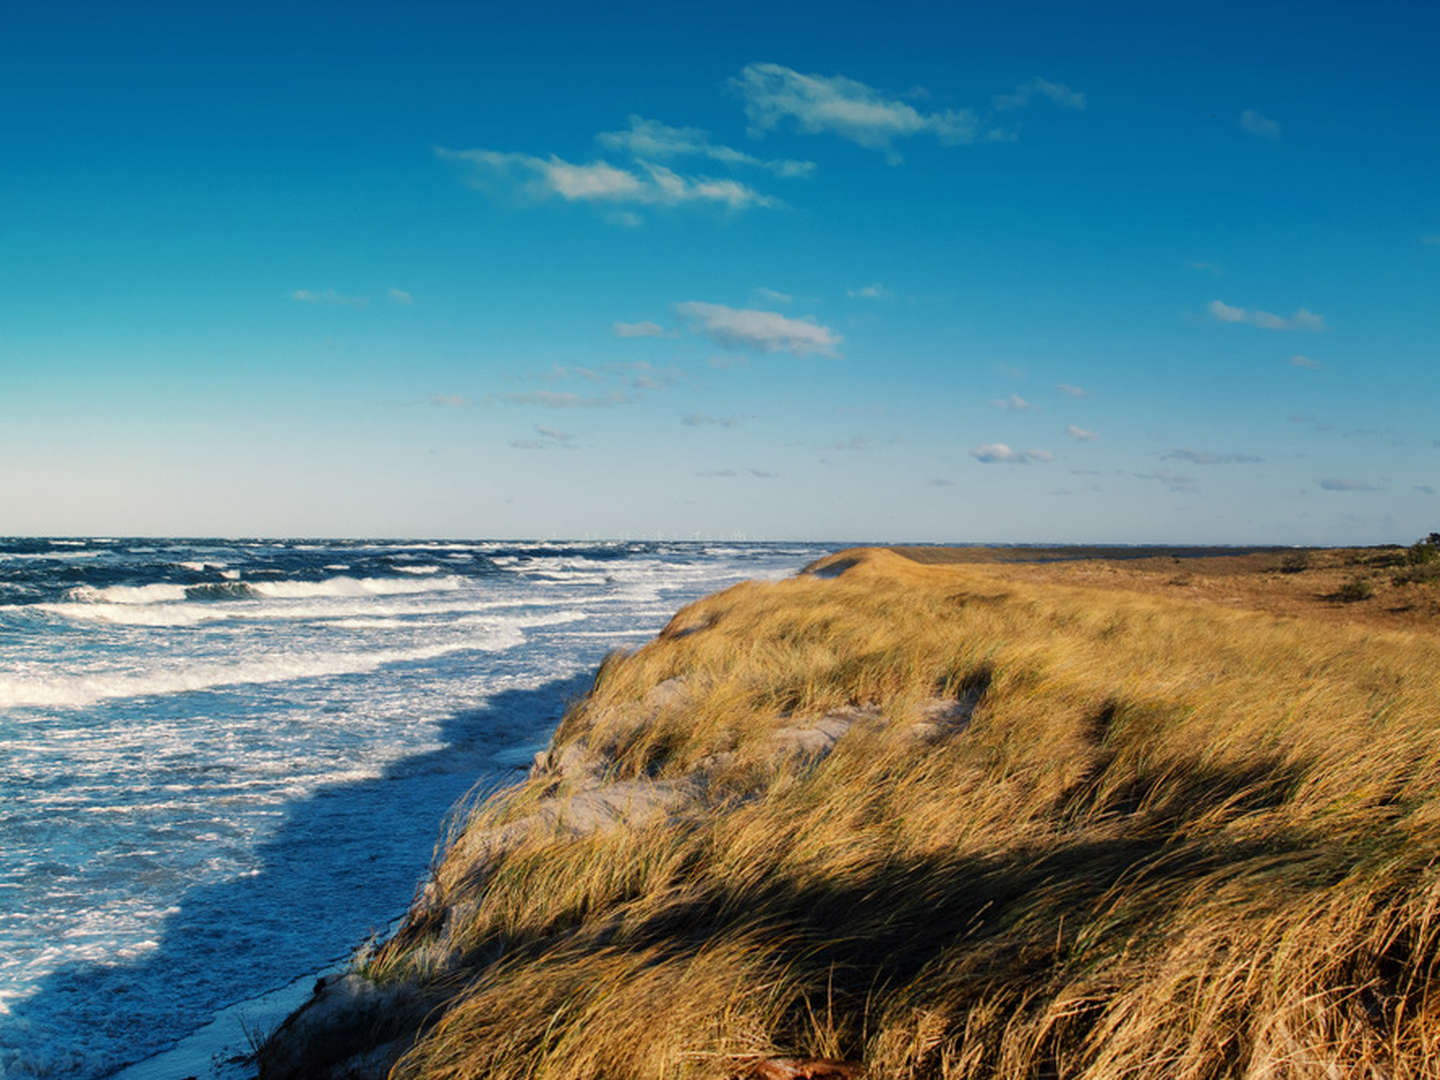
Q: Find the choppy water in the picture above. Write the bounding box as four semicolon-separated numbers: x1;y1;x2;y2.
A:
0;538;827;1079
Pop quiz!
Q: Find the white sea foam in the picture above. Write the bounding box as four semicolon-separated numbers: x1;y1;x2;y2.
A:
246;575;465;599
0;637;516;710
0;550;103;560
66;583;191;604
393;565;441;575
63;574;465;607
28;594;578;627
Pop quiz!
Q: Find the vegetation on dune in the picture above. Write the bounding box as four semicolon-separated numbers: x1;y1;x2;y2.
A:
265;545;1440;1079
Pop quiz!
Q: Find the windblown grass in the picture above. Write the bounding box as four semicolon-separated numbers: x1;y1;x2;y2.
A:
363;547;1440;1079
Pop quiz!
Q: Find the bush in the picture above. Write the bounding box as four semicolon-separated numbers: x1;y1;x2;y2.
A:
1407;540;1439;566
1394;562;1440;587
1334;578;1375;603
1279;552;1311;574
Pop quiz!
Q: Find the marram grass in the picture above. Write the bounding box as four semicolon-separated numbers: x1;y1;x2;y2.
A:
362;548;1440;1079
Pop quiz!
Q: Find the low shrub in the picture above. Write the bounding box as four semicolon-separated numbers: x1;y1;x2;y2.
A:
1334;578;1375;603
1279;551;1311;574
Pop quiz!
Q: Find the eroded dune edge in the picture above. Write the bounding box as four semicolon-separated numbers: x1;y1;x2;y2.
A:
260;545;1440;1080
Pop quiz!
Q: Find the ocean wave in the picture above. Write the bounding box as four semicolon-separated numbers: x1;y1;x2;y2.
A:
0;637;520;710
27;594;580;627
62;574;466;607
393;565;442;575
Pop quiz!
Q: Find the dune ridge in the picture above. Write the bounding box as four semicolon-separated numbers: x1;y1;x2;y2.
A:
261;545;1440;1079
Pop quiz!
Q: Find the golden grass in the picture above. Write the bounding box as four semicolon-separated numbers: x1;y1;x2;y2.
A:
361;547;1440;1079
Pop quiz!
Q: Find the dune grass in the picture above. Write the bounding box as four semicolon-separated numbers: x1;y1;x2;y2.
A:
355;547;1440;1079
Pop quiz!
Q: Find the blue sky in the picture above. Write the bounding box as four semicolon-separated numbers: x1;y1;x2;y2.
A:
2;1;1437;541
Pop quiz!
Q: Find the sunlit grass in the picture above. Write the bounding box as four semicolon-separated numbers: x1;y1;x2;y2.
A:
355;547;1440;1078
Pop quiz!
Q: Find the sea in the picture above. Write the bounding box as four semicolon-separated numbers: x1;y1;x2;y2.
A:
0;537;831;1080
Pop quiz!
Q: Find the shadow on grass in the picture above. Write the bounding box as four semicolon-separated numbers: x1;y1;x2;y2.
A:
403;753;1352;1078
0;673;593;1080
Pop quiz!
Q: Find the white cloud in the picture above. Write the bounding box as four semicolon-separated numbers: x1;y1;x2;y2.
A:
613;320;666;338
387;288;413;305
429;393;470;408
1161;449;1263;465
1290;354;1322;369
1066;425;1098;442
1240;109;1281;138
1208;299;1326;332
1057;383;1089;398
290;288;367;307
731;62;981;162
606;211;645;228
596;115;815;178
847;282;888;299
993;77;1086;112
683;413;741;428
437;148;777;212
971;443;1052;464
993;393;1031;411
674;301;841;356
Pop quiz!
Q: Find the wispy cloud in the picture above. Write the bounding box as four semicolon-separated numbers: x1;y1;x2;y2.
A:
612;320;666;338
1317;478;1383;492
510;425;577;450
1186;260;1222;275
697;467;777;479
847;282;888;299
1416;485;1436;495
437;147;778;213
993;393;1031;411
683;413;741;428
971;443;1052;464
502;390;632;408
1208;299;1326;332
430;393;470;408
596;115;815;178
1420;235;1440;246
1066;425;1098;442
1240;109;1281;138
1134;470;1197;493
1161;449;1264;465
290;288;367;307
387;288;413;305
534;364;603;383
992;77;1086;112
754;287;793;304
929;477;956;487
1289;354;1322;369
1056;383;1089;398
732;62;985;163
674;301;841;356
